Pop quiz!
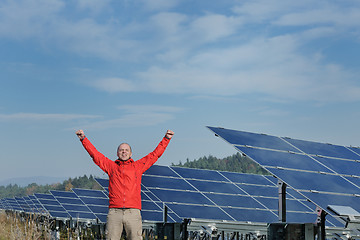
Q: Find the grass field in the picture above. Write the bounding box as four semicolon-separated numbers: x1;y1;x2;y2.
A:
0;210;52;240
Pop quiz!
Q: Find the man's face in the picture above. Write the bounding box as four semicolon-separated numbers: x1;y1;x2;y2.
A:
117;143;132;161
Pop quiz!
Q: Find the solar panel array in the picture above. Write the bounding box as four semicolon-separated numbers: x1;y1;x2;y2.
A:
1;165;330;227
0;190;109;223
207;126;360;227
97;165;341;226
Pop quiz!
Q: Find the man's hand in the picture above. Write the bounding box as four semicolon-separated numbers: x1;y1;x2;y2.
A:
165;130;174;139
76;129;85;140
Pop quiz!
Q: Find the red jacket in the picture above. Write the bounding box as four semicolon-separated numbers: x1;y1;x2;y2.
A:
81;136;170;209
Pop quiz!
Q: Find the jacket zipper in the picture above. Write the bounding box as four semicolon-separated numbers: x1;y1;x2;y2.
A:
122;164;126;207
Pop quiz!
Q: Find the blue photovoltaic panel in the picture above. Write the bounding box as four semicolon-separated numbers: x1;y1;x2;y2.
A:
350;147;360;155
93;164;326;224
142;175;196;191
207;126;360;227
50;190;97;221
167;203;234;221
268;168;359;194
72;188;109;223
223;207;278;223
141;211;163;222
236;147;332;173
207;126;300;153
204;193;266;209
95;178;109;189
2;158;333;226
1;199;9;210
23;196;39;213
142;190;160;202
72;188;108;198
28;195;47;214
34;193;70;219
313;156;360;176
171;167;228;182
4;198;22;211
346;177;360;188
87;205;108;214
157;166;323;224
141;201;162;211
15;197;31;213
221;171;274;186
237;184;277;198
79;197;108;206
187;179;246;195
285;138;360;160
144;165;179;177
148;189;214;205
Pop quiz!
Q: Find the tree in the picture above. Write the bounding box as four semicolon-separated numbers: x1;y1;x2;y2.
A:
172;152;269;175
65;180;74;192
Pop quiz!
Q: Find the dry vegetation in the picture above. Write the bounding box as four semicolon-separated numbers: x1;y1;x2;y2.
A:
0;210;52;240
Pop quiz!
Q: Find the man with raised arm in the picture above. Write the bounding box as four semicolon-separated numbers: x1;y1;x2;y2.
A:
75;129;174;240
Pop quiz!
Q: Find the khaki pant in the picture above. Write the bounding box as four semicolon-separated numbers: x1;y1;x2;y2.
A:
106;208;142;240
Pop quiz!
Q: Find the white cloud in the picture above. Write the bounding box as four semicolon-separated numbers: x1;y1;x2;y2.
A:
92;78;138;92
1;0;360;103
150;12;187;36
274;6;360;28
0;113;100;121
81;104;183;129
88;28;360;102
76;0;111;13
141;0;180;11
117;105;183;113
231;0;302;23
0;0;63;38
134;34;360;102
188;14;241;42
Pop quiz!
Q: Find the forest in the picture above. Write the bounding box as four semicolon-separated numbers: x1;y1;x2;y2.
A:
0;153;268;199
172;152;268;175
0;175;102;199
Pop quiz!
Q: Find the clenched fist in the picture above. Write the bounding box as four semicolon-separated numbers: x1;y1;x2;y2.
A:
75;129;85;140
165;130;174;139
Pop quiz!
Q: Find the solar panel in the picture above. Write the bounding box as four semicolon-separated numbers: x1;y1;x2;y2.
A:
72;188;109;223
15;196;34;213
94;178;109;192
50;190;97;221
207;126;360;228
0;199;5;210
4;198;23;211
28;195;47;214
0;199;8;210
4;139;355;238
34;193;70;219
94;165;326;225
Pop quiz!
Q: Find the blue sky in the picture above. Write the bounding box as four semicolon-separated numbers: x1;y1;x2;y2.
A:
1;0;360;183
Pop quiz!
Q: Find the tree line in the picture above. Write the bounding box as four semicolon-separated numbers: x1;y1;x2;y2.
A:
0;175;102;199
172;152;269;175
1;153;268;198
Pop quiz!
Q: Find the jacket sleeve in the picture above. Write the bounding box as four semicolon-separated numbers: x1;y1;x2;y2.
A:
81;137;114;175
136;137;171;173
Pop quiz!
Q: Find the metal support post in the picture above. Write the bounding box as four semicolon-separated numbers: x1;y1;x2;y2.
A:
163;203;168;223
278;180;287;222
316;207;327;240
181;219;190;240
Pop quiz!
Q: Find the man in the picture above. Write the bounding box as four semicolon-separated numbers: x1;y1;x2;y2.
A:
75;129;174;240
